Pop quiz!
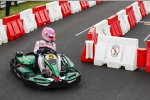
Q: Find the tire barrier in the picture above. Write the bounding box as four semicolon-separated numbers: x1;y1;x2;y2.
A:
0;0;102;45
81;1;150;72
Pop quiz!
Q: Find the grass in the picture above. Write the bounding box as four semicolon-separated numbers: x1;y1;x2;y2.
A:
0;1;50;19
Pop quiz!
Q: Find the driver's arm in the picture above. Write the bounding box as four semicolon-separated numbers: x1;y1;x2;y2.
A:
34;41;40;54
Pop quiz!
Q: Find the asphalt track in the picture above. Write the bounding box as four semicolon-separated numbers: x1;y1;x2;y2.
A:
1;1;150;100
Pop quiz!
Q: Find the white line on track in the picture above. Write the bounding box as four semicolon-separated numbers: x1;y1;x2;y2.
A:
139;21;150;24
75;26;93;37
139;21;150;41
144;34;150;42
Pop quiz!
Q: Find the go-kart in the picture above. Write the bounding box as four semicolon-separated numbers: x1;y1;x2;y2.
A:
10;47;81;89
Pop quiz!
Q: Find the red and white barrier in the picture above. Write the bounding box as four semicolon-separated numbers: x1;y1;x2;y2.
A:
69;1;81;14
132;2;142;23
59;1;71;18
3;14;25;41
46;1;62;22
32;5;50;27
143;1;150;14
80;0;89;10
88;1;96;7
107;15;123;37
94;36;138;71
138;1;146;18
0;19;8;44
85;40;94;59
94;20;111;36
20;9;37;33
116;10;130;35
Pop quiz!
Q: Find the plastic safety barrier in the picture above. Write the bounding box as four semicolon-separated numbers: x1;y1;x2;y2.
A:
88;1;96;7
125;5;137;29
107;15;123;37
80;0;89;10
46;1;62;22
81;27;97;62
59;1;71;17
96;0;102;4
138;1;146;18
94;36;138;71
0;19;8;44
146;41;150;72
131;2;142;23
69;1;81;14
32;5;50;27
137;48;147;68
116;10;130;35
3;14;25;41
20;9;37;33
94;20;111;36
143;1;150;14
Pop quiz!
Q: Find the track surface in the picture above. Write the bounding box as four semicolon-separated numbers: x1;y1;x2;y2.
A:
1;1;150;100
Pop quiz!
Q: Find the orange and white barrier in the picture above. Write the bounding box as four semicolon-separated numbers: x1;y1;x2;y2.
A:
94;36;138;71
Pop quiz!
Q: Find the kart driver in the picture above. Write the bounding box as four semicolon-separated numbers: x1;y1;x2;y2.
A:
34;27;57;76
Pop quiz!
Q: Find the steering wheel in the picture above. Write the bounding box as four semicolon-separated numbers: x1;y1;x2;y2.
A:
38;47;57;56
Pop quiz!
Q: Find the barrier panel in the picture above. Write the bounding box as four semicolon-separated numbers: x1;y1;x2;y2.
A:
96;0;102;4
146;40;150;72
94;20;111;36
143;1;150;14
46;1;63;22
81;27;97;62
69;1;81;14
132;2;142;23
0;19;8;44
137;48;147;68
107;15;123;37
59;1;71;17
88;1;96;7
125;5;137;29
116;10;130;35
20;9;37;33
3;14;25;41
32;5;50;27
94;36;138;71
80;0;89;10
138;1;146;18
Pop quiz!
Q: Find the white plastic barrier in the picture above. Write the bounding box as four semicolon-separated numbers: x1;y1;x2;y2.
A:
88;1;96;7
94;36;138;71
85;40;94;59
143;1;150;14
116;10;130;35
94;20;111;36
46;1;63;22
20;9;37;33
69;1;81;14
131;2;142;23
0;19;8;44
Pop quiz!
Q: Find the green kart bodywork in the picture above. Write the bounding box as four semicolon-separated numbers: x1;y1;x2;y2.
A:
10;51;81;89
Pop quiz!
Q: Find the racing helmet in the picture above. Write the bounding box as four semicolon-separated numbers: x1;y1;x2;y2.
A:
42;27;56;42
